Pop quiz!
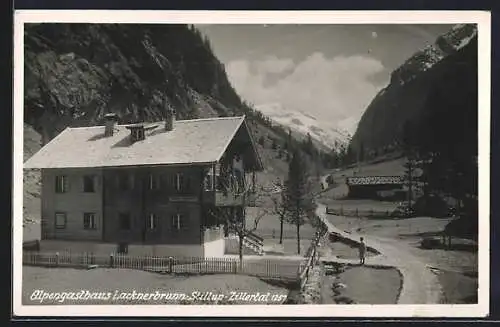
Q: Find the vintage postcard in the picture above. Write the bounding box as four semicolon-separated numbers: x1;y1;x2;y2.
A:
13;10;490;317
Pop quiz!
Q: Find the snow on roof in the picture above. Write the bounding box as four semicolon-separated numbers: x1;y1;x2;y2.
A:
24;116;260;169
346;176;404;186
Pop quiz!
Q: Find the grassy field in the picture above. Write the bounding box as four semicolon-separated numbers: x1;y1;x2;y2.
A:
320;240;378;260
322;265;402;304
23;266;290;305
246;207;318;240
245;206;318;256
321;199;400;212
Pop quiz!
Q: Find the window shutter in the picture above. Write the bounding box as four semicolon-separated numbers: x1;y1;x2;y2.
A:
64;176;70;192
178;173;184;191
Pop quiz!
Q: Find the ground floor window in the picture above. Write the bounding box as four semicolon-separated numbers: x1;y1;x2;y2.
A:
171;213;184;230
148;213;158;230
83;212;97;230
55;212;67;229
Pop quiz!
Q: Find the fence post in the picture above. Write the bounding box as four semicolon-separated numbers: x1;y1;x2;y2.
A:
110;254;114;268
168;256;173;274
55;252;59;267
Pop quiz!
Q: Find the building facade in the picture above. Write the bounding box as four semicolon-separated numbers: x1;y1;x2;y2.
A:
25;112;263;258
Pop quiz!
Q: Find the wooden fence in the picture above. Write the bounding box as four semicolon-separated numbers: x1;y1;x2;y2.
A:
297;217;328;290
22;251;300;283
326;207;393;218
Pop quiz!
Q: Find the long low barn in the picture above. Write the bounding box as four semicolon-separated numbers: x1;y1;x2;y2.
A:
345;176;404;199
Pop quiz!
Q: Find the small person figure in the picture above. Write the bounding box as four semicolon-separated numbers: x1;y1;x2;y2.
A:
272;229;276;239
359;237;366;265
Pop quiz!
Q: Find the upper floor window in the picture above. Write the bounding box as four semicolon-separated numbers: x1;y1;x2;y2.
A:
175;173;184;192
55;212;67;229
83;175;96;193
55;175;69;193
119;213;131;230
149;174;160;190
83;212;97;230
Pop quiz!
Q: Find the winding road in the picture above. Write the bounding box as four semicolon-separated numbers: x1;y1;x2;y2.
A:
316;202;442;304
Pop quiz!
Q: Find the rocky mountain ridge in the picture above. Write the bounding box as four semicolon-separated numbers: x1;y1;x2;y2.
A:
350;23;478;153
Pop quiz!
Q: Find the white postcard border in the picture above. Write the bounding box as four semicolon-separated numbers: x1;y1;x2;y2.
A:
13;10;491;318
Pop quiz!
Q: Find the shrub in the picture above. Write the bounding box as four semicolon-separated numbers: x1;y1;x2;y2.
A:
414;194;449;217
420;237;442;249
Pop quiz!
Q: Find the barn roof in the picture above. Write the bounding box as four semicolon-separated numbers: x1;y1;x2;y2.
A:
346;176;404;186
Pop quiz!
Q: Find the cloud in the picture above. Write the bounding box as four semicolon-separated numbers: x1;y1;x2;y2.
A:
226;52;387;135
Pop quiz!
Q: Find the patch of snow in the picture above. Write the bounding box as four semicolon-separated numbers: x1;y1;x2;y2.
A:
255;102;351;149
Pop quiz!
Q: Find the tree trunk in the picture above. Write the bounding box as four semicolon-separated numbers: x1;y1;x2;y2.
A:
408;161;413;210
279;216;284;244
238;234;244;270
296;221;301;255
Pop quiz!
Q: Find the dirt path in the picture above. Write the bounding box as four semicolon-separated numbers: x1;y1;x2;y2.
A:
316;203;442;304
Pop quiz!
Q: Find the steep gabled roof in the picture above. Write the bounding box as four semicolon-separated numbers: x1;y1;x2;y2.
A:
24;116;263;170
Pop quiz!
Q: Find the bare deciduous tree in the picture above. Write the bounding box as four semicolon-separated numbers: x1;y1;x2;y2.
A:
208;174;272;268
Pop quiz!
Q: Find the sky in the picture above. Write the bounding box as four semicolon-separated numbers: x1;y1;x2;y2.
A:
197;24;453;136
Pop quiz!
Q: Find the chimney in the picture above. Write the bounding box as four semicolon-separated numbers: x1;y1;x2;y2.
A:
165;107;176;131
126;123;146;143
104;113;119;136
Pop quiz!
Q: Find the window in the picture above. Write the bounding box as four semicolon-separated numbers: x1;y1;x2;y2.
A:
171;213;184;230
55;176;68;193
119;213;131;230
149;174;160;190
204;173;214;191
55;212;67;229
148;213;157;230
83;175;96;193
83;212;97;230
175;173;184;192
